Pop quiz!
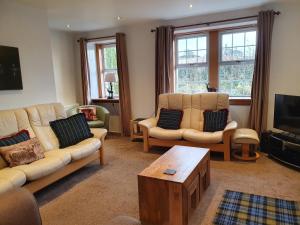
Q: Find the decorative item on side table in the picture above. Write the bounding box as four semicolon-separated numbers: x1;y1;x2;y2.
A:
130;118;146;141
105;72;116;99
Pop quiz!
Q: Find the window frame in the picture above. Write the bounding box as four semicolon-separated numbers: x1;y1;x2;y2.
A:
218;27;257;100
173;25;256;105
174;32;209;94
95;43;119;99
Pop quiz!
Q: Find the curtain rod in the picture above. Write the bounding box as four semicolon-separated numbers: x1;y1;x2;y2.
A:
77;35;116;43
150;11;280;32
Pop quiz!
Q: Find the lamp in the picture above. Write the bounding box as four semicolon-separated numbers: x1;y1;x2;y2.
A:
104;72;116;99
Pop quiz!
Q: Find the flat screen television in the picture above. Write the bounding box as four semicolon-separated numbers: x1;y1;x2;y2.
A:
274;94;300;134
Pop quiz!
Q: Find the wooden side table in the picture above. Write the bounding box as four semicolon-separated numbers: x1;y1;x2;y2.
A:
130;118;146;141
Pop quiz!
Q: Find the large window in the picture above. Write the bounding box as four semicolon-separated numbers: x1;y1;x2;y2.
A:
175;35;208;93
219;29;256;97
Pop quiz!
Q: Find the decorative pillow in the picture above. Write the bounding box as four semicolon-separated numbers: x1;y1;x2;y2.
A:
50;113;94;148
203;109;229;132
0;138;45;167
157;108;183;130
79;106;98;121
0;130;30;147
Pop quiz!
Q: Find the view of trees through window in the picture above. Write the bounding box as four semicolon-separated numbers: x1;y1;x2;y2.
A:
102;46;119;98
219;30;256;97
175;35;208;93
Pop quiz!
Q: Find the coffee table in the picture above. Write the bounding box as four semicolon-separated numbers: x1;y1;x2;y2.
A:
138;145;210;225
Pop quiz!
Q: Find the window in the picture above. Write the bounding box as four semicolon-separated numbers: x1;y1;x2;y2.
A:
175;35;208;93
99;45;119;98
219;29;256;97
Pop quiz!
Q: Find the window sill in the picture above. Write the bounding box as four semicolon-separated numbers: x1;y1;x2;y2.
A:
229;97;251;106
92;98;119;103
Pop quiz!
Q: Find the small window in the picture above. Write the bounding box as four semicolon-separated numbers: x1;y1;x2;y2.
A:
175;34;208;94
219;29;257;97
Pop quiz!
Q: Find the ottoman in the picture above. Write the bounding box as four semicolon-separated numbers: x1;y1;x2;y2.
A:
232;128;260;161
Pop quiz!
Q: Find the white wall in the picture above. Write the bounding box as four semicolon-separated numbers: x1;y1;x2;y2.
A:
50;30;78;106
266;0;300;130
0;0;57;109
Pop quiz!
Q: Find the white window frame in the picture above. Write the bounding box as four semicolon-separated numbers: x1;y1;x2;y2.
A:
218;27;257;98
174;33;209;93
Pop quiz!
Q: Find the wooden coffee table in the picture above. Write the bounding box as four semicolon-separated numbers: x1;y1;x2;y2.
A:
138;145;210;225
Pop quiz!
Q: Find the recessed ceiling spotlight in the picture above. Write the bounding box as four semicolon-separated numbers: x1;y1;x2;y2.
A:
189;4;193;8
66;24;71;28
117;16;121;21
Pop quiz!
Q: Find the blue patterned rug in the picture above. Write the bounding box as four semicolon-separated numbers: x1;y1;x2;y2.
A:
214;190;300;225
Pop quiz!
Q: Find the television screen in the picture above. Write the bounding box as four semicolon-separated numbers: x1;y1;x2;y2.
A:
274;94;300;134
0;45;23;90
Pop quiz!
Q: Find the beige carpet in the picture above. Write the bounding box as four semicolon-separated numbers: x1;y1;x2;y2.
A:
37;137;300;225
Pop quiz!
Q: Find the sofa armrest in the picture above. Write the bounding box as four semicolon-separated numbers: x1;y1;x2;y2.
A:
224;121;238;131
138;118;157;129
95;106;110;130
0;188;42;225
91;128;108;143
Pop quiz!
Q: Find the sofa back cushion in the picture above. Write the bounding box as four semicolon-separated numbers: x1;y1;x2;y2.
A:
157;93;229;130
26;103;66;151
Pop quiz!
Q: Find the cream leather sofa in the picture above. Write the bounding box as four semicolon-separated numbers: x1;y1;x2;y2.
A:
0;103;107;194
139;93;237;161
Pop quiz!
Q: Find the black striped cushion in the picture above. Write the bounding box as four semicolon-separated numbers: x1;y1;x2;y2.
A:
157;108;183;130
203;109;228;132
0;130;30;147
50;113;94;148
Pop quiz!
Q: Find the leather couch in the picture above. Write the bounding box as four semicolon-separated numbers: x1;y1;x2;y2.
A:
67;105;110;130
0;103;107;194
139;93;237;161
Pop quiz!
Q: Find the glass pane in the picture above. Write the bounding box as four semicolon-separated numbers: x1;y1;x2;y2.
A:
245;31;256;46
222;34;232;48
197;36;207;49
233;32;245;47
103;47;117;70
178;51;186;64
219;63;254;97
222;47;233;61
87;46;99;99
245;46;256;60
178;39;186;51
187;38;197;51
197;50;206;63
175;66;208;94
103;70;119;98
233;47;244;60
186;51;197;64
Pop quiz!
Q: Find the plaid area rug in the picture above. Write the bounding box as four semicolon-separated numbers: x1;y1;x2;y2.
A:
213;190;300;225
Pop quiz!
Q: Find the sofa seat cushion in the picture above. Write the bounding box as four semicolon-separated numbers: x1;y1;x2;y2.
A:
88;120;104;128
149;127;185;140
64;138;101;161
0;168;26;187
44;150;72;165
183;129;223;144
0;178;13;194
14;156;65;181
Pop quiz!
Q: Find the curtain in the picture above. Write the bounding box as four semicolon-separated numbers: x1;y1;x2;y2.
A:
249;10;275;135
79;38;91;105
155;26;175;111
116;33;132;136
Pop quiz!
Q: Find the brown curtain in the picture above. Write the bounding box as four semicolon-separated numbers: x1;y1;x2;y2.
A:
116;33;132;136
79;38;91;105
155;26;174;111
249;10;274;134
249;10;275;135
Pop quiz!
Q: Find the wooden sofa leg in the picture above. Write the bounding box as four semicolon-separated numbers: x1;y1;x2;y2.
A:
141;126;150;152
99;146;104;165
224;148;230;161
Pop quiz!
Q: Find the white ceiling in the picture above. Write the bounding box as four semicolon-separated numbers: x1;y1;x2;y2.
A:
16;0;279;32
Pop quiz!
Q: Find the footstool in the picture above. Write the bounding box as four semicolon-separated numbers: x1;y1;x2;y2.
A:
232;128;260;161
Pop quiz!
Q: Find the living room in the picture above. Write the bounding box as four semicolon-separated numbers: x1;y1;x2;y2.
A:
0;0;300;225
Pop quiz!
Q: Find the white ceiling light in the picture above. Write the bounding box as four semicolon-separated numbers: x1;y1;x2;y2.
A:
189;4;193;8
117;16;121;21
66;24;71;28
